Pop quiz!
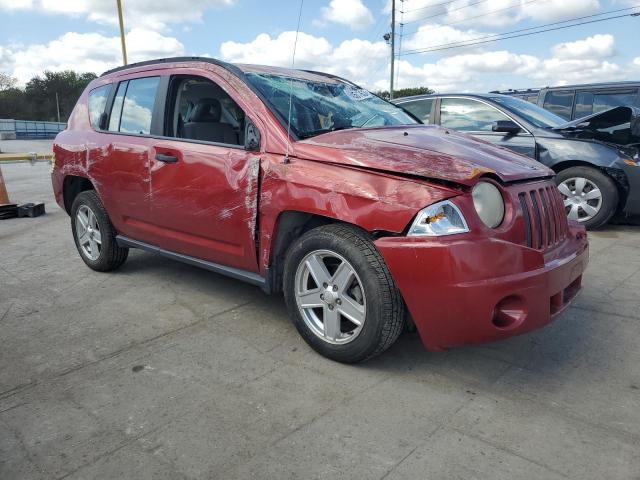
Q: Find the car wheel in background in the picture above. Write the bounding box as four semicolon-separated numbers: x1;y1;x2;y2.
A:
283;224;405;363
555;166;619;229
71;190;129;271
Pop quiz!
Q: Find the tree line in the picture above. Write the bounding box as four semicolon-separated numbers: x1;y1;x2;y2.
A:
0;70;433;122
0;71;97;122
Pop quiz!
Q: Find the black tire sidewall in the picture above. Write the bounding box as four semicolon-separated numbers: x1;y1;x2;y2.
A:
555;166;619;229
70;191;125;271
283;226;397;363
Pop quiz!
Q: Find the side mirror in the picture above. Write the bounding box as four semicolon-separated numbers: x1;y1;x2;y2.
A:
492;120;521;135
245;120;261;151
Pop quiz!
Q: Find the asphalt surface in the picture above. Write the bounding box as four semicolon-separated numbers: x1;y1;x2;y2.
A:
1;157;640;479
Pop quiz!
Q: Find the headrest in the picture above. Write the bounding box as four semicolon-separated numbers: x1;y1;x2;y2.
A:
189;98;221;122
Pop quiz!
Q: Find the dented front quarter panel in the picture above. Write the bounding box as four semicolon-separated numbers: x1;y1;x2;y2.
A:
257;153;462;271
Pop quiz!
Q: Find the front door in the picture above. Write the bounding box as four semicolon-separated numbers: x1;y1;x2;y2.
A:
438;97;537;158
148;73;261;273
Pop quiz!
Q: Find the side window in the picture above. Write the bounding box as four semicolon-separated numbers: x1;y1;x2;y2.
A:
119;77;160;135
592;90;637;114
88;85;112;130
108;77;160;135
543;90;574;120
440;98;511;132
575;91;594;118
400;99;433;124
167;75;246;146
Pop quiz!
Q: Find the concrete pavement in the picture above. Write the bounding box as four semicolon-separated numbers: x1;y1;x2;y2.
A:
1;161;639;479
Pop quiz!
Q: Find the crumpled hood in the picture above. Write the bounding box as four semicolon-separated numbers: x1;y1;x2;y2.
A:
294;125;552;186
553;106;640;147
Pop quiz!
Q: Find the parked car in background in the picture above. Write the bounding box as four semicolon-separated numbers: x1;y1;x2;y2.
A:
537;81;640;121
394;93;640;228
52;57;589;362
489;88;540;104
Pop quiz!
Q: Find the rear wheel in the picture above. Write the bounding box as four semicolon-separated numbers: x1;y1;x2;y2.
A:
283;224;405;363
71;190;128;271
555;166;619;229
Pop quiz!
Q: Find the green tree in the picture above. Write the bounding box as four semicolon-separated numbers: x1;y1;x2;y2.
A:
0;73;17;91
24;71;97;121
374;86;434;100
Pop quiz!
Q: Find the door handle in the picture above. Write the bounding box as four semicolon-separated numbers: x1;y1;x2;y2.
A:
155;153;178;163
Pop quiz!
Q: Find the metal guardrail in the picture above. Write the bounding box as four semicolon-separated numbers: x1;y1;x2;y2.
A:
0;119;66;139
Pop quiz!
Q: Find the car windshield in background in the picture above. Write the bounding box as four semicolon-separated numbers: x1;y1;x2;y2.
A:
246;73;418;139
490;95;565;129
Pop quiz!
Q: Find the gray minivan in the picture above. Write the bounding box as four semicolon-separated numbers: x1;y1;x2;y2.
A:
537;81;640;121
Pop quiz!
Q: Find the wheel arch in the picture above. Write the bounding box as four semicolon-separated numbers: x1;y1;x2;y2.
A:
265;210;398;294
551;161;628;208
63;175;95;214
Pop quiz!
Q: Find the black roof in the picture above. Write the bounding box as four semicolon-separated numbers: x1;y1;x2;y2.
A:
392;93;510;103
541;81;640;91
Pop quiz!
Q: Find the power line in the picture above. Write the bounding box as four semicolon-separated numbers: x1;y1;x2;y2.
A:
399;0;543;37
401;0;491;25
400;6;640;56
400;0;462;15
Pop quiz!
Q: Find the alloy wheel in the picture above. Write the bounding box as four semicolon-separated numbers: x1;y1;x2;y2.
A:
75;205;102;261
294;249;366;345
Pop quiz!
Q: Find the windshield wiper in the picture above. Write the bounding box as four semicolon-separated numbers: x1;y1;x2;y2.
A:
298;125;355;139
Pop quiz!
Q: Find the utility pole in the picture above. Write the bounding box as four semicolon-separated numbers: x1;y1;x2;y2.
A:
55;92;61;123
116;0;128;65
389;0;396;100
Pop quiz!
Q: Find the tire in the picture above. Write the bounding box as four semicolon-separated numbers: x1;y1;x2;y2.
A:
70;190;128;271
555;166;619;229
283;224;405;363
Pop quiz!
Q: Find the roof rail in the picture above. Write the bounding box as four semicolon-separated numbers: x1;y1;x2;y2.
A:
100;56;238;77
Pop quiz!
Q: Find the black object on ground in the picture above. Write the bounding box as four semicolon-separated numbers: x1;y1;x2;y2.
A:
0;204;18;220
17;202;46;218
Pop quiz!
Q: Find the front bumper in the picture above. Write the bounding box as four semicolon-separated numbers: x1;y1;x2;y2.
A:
375;223;588;351
621;162;640;216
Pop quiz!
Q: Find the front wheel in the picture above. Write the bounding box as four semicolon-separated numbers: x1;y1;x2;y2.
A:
283;224;405;363
555;166;619;229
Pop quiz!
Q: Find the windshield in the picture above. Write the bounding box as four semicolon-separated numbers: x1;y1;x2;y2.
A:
489;95;565;128
245;73;418;139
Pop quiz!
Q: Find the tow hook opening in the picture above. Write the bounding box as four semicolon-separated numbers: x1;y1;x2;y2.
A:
492;295;527;330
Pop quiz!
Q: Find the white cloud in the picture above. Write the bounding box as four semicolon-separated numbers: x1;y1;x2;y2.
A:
387;0;601;28
220;31;387;87
1;29;184;83
634;57;640;67
320;0;374;30
390;51;540;91
402;24;485;54
551;34;615;60
0;0;236;29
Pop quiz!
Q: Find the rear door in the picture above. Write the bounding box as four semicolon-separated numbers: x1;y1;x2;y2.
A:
90;75;162;243
146;70;262;273
437;97;536;158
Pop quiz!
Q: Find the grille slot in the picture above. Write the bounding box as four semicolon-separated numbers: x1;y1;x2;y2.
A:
517;183;568;250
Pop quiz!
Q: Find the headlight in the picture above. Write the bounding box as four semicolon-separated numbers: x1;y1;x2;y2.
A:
472;181;504;228
408;200;469;236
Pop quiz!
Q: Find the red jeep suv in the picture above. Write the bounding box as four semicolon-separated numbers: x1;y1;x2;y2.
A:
52;57;589;362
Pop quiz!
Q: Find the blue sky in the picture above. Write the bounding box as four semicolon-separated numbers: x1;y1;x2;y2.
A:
1;0;639;92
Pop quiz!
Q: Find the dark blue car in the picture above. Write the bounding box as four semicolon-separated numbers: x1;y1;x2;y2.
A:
394;93;640;229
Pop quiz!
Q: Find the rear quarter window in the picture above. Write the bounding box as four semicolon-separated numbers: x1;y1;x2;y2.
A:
88;85;112;130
